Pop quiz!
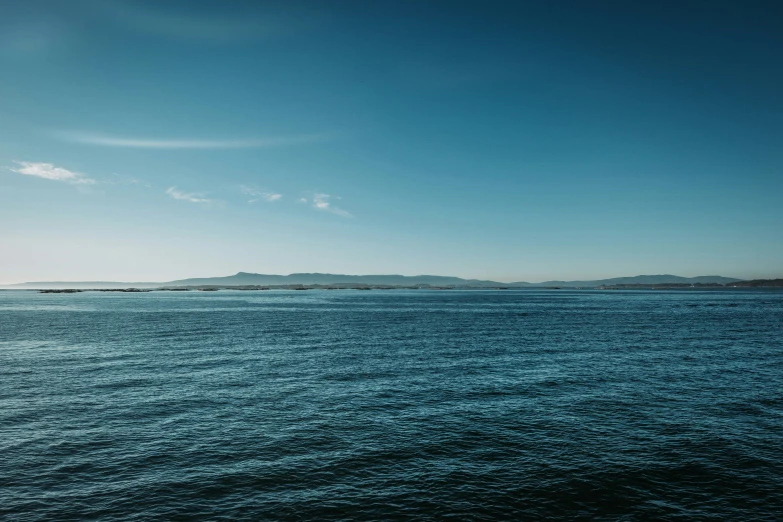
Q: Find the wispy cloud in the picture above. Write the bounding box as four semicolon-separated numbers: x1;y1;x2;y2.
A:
307;193;353;218
166;187;213;204
241;185;282;203
106;173;150;187
57;132;331;149
93;0;318;43
9;161;95;185
0;13;67;59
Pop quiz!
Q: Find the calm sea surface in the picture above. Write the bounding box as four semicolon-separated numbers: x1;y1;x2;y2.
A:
1;289;782;520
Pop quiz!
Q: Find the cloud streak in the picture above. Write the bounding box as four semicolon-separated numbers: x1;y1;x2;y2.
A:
93;0;317;43
241;185;282;203
310;193;353;218
166;187;213;204
9;161;95;184
58;132;331;149
107;173;150;187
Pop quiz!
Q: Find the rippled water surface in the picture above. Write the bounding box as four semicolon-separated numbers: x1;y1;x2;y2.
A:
1;289;782;520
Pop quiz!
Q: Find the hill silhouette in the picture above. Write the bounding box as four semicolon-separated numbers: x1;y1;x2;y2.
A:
3;272;745;289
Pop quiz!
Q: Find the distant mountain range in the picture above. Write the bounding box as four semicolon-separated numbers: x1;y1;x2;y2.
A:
2;272;744;289
531;275;742;287
166;272;506;287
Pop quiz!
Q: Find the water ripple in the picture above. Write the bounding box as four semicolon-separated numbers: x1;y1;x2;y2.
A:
1;289;781;519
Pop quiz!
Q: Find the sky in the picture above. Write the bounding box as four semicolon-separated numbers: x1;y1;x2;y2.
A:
1;0;782;284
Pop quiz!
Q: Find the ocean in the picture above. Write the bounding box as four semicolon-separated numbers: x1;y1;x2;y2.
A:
1;289;782;520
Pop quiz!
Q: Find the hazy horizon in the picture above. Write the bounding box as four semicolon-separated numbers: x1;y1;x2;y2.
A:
1;267;779;287
0;270;761;287
2;1;781;284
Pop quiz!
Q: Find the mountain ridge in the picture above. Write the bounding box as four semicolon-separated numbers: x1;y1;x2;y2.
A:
2;273;743;289
527;274;741;287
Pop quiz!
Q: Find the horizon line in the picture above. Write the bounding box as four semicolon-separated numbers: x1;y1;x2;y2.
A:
2;272;773;288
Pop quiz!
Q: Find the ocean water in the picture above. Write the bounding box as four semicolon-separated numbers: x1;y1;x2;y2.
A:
1;289;782;520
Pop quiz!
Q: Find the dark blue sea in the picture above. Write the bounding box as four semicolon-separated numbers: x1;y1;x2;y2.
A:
1;289;782;520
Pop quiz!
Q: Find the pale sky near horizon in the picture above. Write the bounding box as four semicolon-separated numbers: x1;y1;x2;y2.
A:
1;0;782;284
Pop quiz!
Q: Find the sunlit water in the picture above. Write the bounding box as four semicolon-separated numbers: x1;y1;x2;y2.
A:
1;289;782;520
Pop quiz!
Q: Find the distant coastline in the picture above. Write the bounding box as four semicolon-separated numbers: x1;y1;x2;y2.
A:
7;275;783;292
0;272;760;290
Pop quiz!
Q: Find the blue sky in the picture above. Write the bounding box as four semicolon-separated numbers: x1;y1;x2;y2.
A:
1;0;781;283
